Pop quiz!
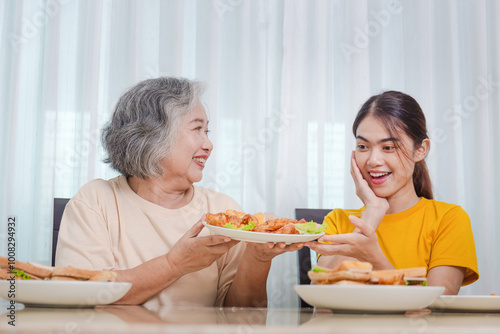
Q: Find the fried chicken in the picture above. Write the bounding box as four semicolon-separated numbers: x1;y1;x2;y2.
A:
205;210;302;234
205;212;241;228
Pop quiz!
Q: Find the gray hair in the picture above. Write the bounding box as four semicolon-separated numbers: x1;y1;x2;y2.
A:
102;77;205;179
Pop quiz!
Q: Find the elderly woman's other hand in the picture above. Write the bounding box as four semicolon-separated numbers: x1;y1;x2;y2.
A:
166;218;239;276
245;241;304;262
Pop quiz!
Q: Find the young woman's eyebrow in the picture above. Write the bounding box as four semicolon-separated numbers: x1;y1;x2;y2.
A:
356;135;398;143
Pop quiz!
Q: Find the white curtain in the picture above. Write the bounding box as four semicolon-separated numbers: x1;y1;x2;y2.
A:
1;0;499;307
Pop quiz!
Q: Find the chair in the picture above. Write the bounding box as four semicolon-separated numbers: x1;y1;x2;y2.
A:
52;198;70;266
295;208;331;307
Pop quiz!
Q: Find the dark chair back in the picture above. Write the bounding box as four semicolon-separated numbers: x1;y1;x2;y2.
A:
295;208;331;307
52;198;70;266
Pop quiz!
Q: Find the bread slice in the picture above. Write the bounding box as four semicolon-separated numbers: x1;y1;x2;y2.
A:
52;266;104;280
0;268;14;280
333;279;369;285
371;267;427;279
309;269;371;284
332;261;373;272
88;271;117;282
28;261;55;273
0;256;9;269
50;276;84;281
0;257;52;279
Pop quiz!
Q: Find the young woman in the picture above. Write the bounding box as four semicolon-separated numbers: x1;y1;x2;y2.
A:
306;91;478;295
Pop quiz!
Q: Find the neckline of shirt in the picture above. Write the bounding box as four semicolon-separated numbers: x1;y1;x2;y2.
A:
380;197;428;223
115;175;203;215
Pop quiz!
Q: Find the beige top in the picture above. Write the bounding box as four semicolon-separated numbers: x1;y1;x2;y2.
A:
55;175;245;309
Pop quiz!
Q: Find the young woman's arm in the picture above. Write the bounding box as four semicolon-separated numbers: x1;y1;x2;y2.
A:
427;266;465;295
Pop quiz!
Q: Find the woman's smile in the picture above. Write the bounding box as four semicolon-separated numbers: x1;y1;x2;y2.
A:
193;155;208;168
368;171;392;185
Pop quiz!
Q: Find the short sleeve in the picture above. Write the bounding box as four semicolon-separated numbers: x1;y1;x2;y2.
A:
324;209;359;235
429;206;479;286
55;197;115;270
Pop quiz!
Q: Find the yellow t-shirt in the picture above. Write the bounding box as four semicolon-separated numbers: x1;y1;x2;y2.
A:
324;198;479;286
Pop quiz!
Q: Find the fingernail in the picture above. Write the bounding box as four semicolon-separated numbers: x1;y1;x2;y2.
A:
224;237;231;242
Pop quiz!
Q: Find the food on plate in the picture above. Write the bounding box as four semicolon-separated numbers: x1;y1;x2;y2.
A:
0;257;52;280
308;261;428;286
52;266;117;282
205;210;326;235
0;256;116;282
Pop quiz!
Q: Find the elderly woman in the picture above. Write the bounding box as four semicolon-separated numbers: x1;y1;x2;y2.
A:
55;77;302;308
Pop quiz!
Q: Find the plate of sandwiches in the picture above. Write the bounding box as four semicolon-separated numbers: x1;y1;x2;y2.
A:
203;210;325;244
295;261;444;313
0;257;131;307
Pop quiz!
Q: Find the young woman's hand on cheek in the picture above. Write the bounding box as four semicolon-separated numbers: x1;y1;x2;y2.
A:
351;151;388;229
351;151;389;212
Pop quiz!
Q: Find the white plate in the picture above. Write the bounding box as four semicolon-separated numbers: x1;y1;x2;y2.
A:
429;295;500;312
202;221;324;244
295;285;444;313
0;280;132;307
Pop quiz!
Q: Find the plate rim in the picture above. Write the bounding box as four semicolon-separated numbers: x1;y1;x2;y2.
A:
429;294;500;311
0;280;132;306
294;284;445;312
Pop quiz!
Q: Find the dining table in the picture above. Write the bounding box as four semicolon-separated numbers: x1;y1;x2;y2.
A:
1;303;500;334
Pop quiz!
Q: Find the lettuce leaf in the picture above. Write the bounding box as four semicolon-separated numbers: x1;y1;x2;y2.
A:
310;267;325;273
223;221;255;231
11;269;33;279
295;221;326;235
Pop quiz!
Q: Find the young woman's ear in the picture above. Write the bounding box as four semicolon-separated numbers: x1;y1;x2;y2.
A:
414;138;430;162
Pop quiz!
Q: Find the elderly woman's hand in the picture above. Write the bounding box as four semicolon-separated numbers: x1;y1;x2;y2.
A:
245;241;304;262
166;219;239;277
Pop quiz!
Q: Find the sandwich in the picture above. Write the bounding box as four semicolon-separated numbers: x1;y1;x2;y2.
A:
371;267;428;285
308;260;428;286
308;261;373;285
0;257;52;280
0;256;116;282
52;266;116;282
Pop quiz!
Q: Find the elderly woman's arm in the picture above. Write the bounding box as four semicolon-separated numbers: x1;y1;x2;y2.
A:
224;242;304;307
114;221;239;304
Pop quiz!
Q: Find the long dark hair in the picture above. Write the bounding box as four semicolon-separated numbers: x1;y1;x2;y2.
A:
352;91;433;199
